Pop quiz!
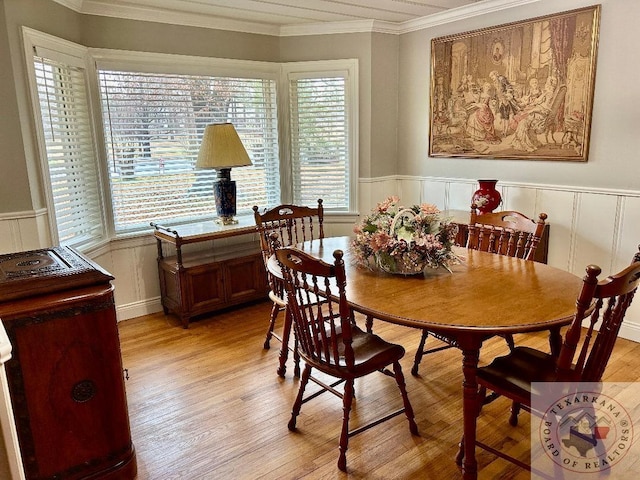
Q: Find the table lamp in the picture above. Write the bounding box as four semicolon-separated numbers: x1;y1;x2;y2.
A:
196;123;252;225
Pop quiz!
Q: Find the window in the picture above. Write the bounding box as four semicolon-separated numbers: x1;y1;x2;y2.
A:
98;69;280;233
285;62;358;213
29;40;105;248
25;30;358;243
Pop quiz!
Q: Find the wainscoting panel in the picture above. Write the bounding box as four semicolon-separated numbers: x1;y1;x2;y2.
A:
502;185;538;216
572;192;620;276
385;176;640;340
0;209;50;255
2;181;639;339
534;189;577;271
617;196;640;271
420;179;446;207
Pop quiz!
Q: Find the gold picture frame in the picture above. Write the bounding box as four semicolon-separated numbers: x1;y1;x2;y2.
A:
429;5;601;161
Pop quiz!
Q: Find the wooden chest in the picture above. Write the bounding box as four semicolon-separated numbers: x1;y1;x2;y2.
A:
0;247;136;479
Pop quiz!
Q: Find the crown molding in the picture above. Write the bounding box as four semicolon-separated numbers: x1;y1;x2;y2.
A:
51;0;541;37
51;0;83;10
398;0;541;34
61;0;281;36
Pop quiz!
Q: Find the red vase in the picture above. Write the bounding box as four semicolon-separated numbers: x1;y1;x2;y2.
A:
472;179;502;214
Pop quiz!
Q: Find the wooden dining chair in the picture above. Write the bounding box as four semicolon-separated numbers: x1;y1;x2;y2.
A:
466;204;548;260
411;204;548;375
460;246;640;472
275;245;419;471
253;200;324;377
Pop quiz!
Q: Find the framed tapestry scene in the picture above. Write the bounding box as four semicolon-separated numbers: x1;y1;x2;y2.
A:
428;5;601;161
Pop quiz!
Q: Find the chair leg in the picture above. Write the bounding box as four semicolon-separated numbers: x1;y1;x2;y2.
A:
365;315;374;333
277;307;293;377
288;364;311;431
509;401;521;426
456;435;465;466
476;386;487;416
411;330;430;376
504;333;515;351
393;361;419;435
293;334;301;378
264;301;281;349
338;378;355;471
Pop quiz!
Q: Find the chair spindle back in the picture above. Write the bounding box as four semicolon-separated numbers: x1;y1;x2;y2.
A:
275;245;354;371
467;204;547;261
253;200;324;294
557;246;640;382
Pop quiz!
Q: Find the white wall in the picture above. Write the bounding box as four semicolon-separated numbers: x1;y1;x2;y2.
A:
358;176;640;340
397;0;640;192
389;0;640;336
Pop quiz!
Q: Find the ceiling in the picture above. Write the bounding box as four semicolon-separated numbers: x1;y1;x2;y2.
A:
54;0;538;36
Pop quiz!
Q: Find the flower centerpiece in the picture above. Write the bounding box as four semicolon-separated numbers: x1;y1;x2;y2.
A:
352;196;459;275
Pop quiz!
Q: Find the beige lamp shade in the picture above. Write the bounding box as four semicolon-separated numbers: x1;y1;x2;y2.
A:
196;123;252;169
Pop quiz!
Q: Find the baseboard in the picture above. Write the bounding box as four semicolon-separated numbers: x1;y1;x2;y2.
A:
115;297;163;322
619;321;640;344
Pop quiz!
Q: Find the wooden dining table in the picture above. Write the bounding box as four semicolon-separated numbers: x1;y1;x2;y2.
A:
268;236;583;479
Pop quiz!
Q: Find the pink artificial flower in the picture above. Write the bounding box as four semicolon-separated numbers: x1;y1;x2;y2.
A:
369;231;392;252
420;203;440;215
377;195;400;213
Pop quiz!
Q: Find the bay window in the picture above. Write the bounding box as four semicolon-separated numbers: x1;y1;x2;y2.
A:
24;28;357;248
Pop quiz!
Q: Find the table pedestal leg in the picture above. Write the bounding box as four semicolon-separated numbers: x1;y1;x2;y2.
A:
458;347;480;480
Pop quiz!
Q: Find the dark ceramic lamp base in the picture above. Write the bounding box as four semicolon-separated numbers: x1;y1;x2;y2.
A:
213;168;239;224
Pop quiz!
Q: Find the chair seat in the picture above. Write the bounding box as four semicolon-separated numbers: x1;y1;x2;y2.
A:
305;326;405;378
476;346;558;405
468;250;640;476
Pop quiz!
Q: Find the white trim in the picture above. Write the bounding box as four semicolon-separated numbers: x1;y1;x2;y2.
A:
51;0;82;10
74;0;279;36
115;297;163;322
390;175;640;198
281;20;381;37
0;208;47;221
90;48;280;78
620;321;640;344
399;0;541;34
51;0;541;37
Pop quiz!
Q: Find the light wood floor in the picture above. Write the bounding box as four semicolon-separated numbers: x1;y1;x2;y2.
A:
117;301;640;479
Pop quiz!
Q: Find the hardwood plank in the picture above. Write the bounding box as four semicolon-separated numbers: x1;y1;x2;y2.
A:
118;302;640;479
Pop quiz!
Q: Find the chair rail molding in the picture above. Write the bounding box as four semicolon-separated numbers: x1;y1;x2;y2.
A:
359;175;640;341
2;180;638;341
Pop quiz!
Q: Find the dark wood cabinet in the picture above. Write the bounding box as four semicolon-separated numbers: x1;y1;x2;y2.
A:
152;217;268;328
0;246;136;480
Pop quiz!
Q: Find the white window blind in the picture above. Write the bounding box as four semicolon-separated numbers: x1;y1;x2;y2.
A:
33;55;104;247
98;70;280;232
289;75;350;211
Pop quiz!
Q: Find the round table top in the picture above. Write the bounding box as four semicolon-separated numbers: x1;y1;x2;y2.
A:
279;236;582;338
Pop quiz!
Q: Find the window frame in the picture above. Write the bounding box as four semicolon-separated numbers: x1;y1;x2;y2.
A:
22;27;109;249
96;62;281;233
280;60;359;213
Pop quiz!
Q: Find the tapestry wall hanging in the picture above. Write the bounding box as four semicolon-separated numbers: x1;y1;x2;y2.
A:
428;5;601;161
